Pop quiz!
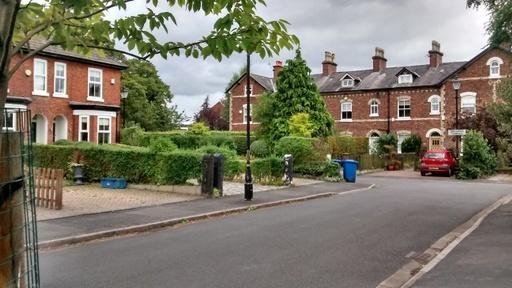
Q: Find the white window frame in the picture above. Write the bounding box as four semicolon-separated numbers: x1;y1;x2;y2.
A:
33;58;49;96
369;99;379;117
397;97;411;120
2;110;16;131
341;78;354;88
87;68;104;102
460;92;477;114
341;101;352;122
428;95;441;115
243;84;254;96
97;116;111;144
398;73;413;84
53;62;68;97
79;115;90;142
242;104;252;124
487;57;504;78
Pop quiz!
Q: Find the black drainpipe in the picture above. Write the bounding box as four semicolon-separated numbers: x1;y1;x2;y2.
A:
386;90;391;134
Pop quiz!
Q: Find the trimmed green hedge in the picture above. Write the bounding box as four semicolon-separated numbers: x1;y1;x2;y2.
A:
33;144;202;185
326;136;369;158
252;157;283;183
121;129;254;155
294;161;339;178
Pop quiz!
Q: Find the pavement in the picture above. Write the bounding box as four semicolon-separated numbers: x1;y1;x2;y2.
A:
37;180;364;244
39;175;512;288
413;200;512;288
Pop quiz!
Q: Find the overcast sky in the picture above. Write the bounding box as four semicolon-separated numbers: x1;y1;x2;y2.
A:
109;0;489;119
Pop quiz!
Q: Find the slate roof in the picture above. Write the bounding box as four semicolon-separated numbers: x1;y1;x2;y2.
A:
24;38;128;69
241;61;466;94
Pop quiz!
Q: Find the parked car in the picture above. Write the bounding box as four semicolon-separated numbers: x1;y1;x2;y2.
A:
420;149;457;177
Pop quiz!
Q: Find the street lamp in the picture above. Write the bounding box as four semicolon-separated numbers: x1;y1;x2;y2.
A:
452;76;461;157
121;87;129;128
244;52;253;201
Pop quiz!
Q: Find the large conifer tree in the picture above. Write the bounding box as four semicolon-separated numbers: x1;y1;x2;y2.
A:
255;50;334;142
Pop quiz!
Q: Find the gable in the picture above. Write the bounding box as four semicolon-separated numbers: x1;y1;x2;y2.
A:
454;47;512;79
227;74;271;96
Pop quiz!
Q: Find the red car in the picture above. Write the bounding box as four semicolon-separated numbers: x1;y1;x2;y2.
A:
420;149;457;177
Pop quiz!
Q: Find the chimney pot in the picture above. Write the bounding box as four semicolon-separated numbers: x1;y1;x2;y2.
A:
428;40;443;68
372;47;387;72
273;60;283;81
322;51;337;76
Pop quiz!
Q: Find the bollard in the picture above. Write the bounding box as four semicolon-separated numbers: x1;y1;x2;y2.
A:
201;154;214;196
283;154;294;185
213;154;224;197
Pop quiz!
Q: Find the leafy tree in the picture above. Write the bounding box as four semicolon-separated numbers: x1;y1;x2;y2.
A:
221;65;247;126
467;0;512;45
458;109;499;151
0;0;300;111
288;112;314;138
254;50;334;142
122;59;184;131
188;122;210;135
194;95;228;130
401;134;422;154
457;130;497;179
376;134;398;156
488;78;512;164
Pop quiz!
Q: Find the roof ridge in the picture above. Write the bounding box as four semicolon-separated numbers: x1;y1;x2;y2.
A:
311;61;468;76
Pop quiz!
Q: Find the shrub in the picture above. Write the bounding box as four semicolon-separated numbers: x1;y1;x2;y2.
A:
294;161;339;178
195;145;237;159
207;134;236;150
252;157;283;184
232;135;256;155
156;151;202;184
288;113;314;138
189;122;210;135
376;134;398;155
250;140;270;158
401;134;422;154
274;136;314;165
457;130;497;179
148;138;177;153
120;125;145;146
326;136;369;158
53;139;73;145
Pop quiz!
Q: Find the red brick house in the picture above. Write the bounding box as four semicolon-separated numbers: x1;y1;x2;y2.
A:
227;41;511;153
4;39;127;144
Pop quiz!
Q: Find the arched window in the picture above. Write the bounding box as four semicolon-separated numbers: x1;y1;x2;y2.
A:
487;57;503;78
369;99;379;117
341;101;352;121
428;95;441;115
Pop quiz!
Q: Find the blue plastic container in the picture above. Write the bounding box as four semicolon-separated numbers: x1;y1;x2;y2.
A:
100;177;127;189
341;159;358;183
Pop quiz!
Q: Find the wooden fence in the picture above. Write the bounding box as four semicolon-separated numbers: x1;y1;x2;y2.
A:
35;168;63;210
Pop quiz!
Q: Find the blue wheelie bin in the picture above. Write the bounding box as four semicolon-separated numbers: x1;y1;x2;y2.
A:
341;159;358;183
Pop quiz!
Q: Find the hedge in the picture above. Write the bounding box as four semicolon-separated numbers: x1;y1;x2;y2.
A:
121;129;254;155
251;157;283;183
326;136;369;158
33;144;202;185
294;161;339;178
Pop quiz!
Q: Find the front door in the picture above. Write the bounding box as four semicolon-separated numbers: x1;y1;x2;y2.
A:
429;136;443;150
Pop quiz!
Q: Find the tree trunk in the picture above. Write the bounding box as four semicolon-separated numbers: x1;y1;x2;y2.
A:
0;0;21;111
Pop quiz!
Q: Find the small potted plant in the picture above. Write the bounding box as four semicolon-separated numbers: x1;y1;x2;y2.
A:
385;145;401;171
71;150;84;185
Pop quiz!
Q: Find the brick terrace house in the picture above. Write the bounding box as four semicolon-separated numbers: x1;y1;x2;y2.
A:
4;39;127;144
227;41;511;153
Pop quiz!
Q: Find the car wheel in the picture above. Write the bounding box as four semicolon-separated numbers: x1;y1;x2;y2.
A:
421;171;426;176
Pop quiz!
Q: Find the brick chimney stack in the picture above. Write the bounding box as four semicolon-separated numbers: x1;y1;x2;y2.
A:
372;47;387;72
273;60;283;81
322;51;337;76
429;40;443;68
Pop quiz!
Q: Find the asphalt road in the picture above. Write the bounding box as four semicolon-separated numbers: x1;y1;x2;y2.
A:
40;176;511;288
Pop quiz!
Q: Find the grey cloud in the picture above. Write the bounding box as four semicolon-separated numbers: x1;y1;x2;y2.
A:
109;0;489;117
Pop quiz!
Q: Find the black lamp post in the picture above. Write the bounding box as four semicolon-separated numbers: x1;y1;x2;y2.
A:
121;87;129;128
244;52;253;201
452;76;461;157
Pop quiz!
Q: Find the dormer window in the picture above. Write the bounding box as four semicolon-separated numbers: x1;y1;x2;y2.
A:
398;73;413;84
341;78;354;87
